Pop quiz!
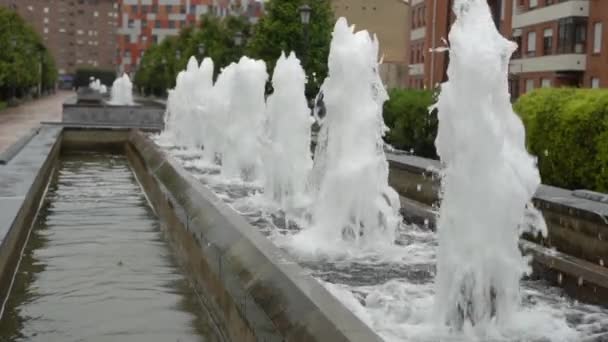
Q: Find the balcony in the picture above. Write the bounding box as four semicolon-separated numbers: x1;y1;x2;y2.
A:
512;0;589;29
509;54;586;74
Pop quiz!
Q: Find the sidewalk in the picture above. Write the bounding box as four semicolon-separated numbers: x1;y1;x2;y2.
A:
0;91;74;153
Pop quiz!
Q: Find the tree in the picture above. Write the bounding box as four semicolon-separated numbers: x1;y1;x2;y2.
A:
0;7;57;101
134;15;252;95
247;0;333;98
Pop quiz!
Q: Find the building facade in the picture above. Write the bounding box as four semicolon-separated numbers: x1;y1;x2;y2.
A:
1;0;119;77
407;0;608;96
331;0;410;89
117;0;264;74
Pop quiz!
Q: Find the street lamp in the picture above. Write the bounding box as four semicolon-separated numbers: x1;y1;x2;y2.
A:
298;4;312;76
233;32;243;47
298;4;312;25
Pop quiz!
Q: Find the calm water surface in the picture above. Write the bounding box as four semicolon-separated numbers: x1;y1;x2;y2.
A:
0;152;222;342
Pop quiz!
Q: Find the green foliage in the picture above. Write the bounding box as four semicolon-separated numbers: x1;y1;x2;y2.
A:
74;68;115;88
135;15;251;96
246;0;333;98
383;89;438;158
0;101;6;111
514;88;608;192
0;7;58;100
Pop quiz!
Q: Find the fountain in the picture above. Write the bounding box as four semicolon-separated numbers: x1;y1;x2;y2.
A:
218;56;268;181
152;11;608;342
88;78;107;94
291;17;401;254
262;52;313;211
109;73;135;106
433;0;548;336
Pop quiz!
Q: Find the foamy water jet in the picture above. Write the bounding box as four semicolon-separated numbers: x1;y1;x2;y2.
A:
291;18;401;255
433;0;550;336
262;52;313;212
108;73;134;106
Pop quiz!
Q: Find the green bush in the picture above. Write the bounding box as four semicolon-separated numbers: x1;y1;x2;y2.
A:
514;88;608;192
0;101;6;111
383;89;438;158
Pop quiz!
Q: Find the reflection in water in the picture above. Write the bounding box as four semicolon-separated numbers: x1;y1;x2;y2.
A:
0;152;221;342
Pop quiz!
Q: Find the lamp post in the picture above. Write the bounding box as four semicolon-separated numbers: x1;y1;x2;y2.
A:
37;43;45;97
298;4;312;67
233;32;243;47
198;43;205;59
10;37;17;101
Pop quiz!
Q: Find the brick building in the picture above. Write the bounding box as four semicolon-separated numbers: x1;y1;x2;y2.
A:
407;0;608;96
331;0;410;89
0;0;119;77
117;0;264;74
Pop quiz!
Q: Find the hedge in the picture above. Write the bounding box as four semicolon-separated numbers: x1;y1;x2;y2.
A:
383;88;438;159
514;88;608;192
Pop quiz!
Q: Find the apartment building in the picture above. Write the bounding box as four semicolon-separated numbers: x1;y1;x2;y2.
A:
407;0;608;96
331;0;410;88
0;0;119;76
509;0;607;95
117;0;264;74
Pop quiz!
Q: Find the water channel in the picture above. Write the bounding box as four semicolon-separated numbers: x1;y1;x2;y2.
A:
0;151;221;342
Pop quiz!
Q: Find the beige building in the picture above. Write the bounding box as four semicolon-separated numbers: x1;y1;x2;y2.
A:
331;0;410;89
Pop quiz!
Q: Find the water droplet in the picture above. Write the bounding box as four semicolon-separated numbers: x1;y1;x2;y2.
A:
557;273;563;285
416;184;422;192
544;149;549;157
424;219;429;227
600;259;604;267
578;277;583;286
409;148;414;154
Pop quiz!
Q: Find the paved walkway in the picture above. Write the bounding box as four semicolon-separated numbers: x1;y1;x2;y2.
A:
0;91;74;153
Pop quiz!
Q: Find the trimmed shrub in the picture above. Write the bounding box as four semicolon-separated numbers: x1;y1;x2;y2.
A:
383;88;438;158
514;88;608;192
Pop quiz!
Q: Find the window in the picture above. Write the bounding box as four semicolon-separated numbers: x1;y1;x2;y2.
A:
529;0;538;8
543;28;553;55
527;31;536;56
155;20;161;28
44;7;49;13
541;78;551;88
168;21;175;29
592;78;600;89
558;17;588;54
593;22;603;54
512;31;522;58
525;79;535;93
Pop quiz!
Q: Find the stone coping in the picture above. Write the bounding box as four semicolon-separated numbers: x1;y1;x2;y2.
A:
129;131;382;342
398;195;608;305
0;125;61;244
387;153;608;223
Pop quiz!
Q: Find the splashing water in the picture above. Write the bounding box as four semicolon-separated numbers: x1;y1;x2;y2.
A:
291;18;401;255
262;52;313;211
163;57;214;148
433;0;548;336
89;78;107;94
109;73;134;106
219;56;268;181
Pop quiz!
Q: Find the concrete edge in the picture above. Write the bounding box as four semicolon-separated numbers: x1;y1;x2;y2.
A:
397;196;608;306
0;126;62;307
387;154;608;225
0;127;40;165
128;130;382;342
